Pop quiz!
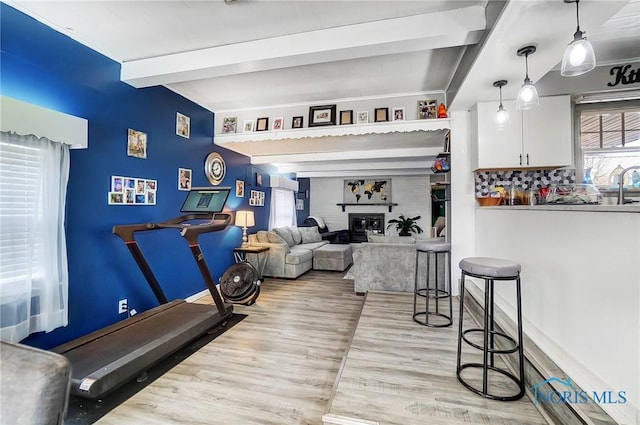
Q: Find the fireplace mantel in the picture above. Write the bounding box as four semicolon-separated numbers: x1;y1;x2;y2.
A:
337;203;398;212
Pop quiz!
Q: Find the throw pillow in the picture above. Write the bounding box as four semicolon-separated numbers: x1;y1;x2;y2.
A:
299;226;322;243
256;230;269;243
267;231;287;245
274;227;295;246
288;226;302;245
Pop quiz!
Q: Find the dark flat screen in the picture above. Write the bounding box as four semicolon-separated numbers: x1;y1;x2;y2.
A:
180;187;231;213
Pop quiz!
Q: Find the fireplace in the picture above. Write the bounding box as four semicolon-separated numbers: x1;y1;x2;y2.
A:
349;213;385;243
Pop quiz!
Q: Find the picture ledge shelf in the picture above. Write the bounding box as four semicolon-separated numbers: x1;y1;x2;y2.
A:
214;119;451;144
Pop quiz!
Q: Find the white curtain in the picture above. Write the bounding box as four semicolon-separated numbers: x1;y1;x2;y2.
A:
268;188;297;230
0;131;70;342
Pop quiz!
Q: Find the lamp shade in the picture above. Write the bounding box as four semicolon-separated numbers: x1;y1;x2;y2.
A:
561;0;596;77
235;211;255;227
515;46;539;110
493;80;509;130
561;37;596;76
495;105;510;130
516;82;539;110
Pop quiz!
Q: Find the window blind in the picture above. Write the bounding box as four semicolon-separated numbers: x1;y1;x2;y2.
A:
0;139;42;287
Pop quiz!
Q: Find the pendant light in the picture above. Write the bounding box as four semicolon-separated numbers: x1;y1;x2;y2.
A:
561;0;596;76
516;46;539;110
493;80;509;130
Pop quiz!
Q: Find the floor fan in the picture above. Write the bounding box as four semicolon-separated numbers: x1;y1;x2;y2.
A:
219;262;261;306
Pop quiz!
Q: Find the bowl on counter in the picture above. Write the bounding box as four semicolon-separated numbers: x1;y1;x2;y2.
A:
476;196;502;206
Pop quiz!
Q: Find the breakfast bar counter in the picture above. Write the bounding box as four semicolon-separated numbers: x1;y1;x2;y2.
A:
470;207;639;424
478;204;640;213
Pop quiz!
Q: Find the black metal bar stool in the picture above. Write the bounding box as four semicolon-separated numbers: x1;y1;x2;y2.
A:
456;257;525;401
413;241;452;327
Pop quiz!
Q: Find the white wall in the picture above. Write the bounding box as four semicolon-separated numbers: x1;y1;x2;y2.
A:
449;110;477;296
475;208;640;425
309;175;432;235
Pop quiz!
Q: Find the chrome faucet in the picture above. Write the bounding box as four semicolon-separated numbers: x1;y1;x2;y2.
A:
617;165;640;205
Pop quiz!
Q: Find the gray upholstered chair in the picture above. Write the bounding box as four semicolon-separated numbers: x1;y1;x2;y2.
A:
1;340;72;424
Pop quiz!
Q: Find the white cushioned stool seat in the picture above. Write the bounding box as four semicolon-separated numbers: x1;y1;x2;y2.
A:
459;257;520;278
416;241;451;253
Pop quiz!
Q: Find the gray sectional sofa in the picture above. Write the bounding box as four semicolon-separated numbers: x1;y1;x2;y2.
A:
247;226;329;278
351;234;446;293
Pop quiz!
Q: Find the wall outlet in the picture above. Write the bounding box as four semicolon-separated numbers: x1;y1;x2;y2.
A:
118;299;128;314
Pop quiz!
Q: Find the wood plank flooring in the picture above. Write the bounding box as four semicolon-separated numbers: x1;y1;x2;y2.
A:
327;291;549;425
96;270;363;425
96;271;549;425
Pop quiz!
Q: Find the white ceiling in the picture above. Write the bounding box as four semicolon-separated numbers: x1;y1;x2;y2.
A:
6;0;640;178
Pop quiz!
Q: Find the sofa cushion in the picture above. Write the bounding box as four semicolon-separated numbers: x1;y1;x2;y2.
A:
267;231;287;245
285;248;314;265
288;226;302;245
256;230;270;243
274;227;295;246
298;241;328;251
299;226;322;243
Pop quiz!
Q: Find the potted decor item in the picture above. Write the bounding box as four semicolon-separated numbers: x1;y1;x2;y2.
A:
387;214;424;237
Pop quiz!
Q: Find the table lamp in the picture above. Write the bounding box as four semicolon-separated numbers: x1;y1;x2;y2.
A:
235;211;255;247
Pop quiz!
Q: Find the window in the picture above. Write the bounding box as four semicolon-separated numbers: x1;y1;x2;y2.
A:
0;132;69;342
268;188;296;229
577;100;640;190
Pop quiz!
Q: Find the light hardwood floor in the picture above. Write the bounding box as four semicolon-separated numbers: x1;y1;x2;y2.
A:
97;270;363;425
97;271;549;425
327;291;549;425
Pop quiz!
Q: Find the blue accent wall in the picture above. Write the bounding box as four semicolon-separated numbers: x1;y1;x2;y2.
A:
1;4;273;349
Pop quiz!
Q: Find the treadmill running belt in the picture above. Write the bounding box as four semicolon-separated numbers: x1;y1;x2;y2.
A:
57;301;231;399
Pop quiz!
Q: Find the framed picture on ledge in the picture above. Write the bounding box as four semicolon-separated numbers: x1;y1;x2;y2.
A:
309;105;337;127
340;110;353;125
418;99;437;119
374;107;389;123
292;116;304;129
256;117;269;131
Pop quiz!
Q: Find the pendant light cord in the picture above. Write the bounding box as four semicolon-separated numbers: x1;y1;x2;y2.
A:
575;0;581;32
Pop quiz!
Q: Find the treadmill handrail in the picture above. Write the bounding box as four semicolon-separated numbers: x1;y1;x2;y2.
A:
112;212;231;243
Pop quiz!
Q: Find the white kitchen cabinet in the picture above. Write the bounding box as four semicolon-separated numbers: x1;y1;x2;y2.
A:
472;95;572;170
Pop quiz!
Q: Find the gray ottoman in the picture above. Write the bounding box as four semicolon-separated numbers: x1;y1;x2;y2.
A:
313;244;353;271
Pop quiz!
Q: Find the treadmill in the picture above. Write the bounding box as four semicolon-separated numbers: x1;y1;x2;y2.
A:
54;187;235;399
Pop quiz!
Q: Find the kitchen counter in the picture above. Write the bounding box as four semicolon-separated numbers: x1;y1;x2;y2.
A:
478;204;640;213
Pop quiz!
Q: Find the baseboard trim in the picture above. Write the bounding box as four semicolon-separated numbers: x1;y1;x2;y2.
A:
185;289;210;303
462;285;618;425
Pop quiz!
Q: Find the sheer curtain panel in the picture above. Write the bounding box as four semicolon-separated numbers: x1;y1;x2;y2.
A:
268;188;297;230
0;131;70;342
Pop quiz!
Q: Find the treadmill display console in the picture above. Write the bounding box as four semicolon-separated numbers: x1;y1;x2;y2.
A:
180;187;231;213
